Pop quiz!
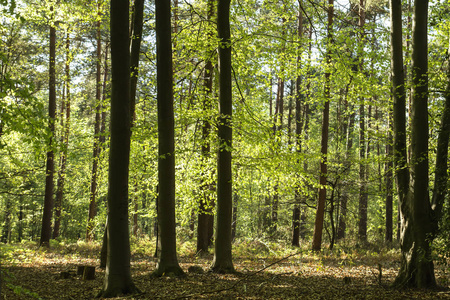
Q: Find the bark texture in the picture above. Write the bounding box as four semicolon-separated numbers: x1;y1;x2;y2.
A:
98;0;139;296
211;0;234;273
40;12;56;247
153;0;184;277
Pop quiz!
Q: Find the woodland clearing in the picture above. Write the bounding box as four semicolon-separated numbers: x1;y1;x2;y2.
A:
1;240;450;299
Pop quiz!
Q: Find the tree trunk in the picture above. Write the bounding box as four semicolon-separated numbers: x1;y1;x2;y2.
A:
211;0;234;273
312;0;333;252
392;0;436;288
87;5;102;241
153;0;184;277
357;0;368;243
53;31;71;240
98;0;139;296
130;0;144;124
130;0;145;238
197;0;215;255
40;10;56;247
292;0;303;248
385;109;393;243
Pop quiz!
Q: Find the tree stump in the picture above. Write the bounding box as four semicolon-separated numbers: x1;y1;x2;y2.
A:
82;266;96;280
76;266;96;280
76;266;85;276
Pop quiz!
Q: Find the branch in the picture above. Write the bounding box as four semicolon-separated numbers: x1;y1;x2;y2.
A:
176;251;303;299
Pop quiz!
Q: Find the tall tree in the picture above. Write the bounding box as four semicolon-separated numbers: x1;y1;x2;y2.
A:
392;0;450;288
40;5;56;247
211;0;234;273
197;0;215;254
292;0;303;247
98;0;139;296
130;0;145;237
312;0;333;252
87;0;103;241
53;31;71;239
153;0;184;277
357;0;368;242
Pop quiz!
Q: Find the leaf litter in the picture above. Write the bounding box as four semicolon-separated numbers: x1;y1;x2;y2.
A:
1;242;450;299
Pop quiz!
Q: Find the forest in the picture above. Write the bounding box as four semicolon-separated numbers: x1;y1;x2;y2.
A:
1;0;450;298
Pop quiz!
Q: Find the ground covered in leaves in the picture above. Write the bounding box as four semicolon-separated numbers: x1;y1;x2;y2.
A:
2;239;450;299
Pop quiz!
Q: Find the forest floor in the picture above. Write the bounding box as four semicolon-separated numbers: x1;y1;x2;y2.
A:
1;239;450;299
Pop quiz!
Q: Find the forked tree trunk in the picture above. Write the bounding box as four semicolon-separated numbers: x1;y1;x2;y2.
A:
391;0;440;288
211;0;234;274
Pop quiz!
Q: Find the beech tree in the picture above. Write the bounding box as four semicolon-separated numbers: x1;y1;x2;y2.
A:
391;0;450;288
153;0;184;277
40;5;56;247
211;0;234;273
311;0;333;252
98;0;139;296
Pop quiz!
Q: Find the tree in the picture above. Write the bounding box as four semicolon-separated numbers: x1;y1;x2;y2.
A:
292;0;304;247
197;0;215;255
40;5;56;247
53;31;71;239
86;0;103;242
312;0;333;252
98;0;139;296
357;0;367;243
153;0;184;277
211;0;234;273
392;0;450;288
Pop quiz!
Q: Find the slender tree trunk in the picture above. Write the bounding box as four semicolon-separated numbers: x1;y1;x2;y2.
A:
231;193;238;241
98;0;139;296
40;10;56;247
53;32;71;240
1;199;11;243
385;108;393;243
292;3;303;247
197;0;215;254
130;0;144;124
153;0;184;277
357;0;368;243
87;4;103;241
211;0;234;273
312;0;333;252
129;0;145;238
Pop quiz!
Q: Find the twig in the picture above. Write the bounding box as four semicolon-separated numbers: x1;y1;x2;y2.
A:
175;251;303;299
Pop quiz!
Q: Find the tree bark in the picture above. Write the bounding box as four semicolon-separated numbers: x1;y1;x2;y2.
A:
385;109;393;243
392;0;437;288
87;3;102;241
211;0;234;273
40;9;56;247
53;31;71;240
357;0;368;243
312;0;333;252
98;0;139;296
153;0;184;277
197;0;215;255
292;0;303;247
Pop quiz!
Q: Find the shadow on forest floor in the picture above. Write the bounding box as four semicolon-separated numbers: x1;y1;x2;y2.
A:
2;243;450;299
